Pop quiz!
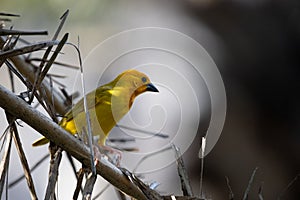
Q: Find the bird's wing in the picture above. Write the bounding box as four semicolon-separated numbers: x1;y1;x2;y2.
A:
64;85;112;122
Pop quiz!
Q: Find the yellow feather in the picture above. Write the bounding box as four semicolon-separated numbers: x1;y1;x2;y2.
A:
32;69;158;147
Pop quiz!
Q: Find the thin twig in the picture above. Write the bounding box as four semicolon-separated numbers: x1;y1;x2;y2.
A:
66;152;85;197
0;37;69;114
0;84;148;200
0;13;20;17
116;124;169;139
0;29;47;36
277;173;299;200
133;145;172;173
5;60;28;87
39;84;58;122
0;127;12;195
242;167;258;200
59;88;73;110
27;33;68;117
0;34;16;67
75;37;96;175
27;10;69;105
9;153;49;188
108;138;135;143
52;10;69;41
258;182;264;200
27;58;79;69
172;144;193;197
7;115;38;199
66;152;79;181
225;176;234;200
8;67;15;92
0;40;59;59
162;196;205;200
73;168;84;200
115;190;127;200
46;74;67;79
92;184;110;200
82;172;97;200
44;147;63;200
36;33;68;88
199;137;206;198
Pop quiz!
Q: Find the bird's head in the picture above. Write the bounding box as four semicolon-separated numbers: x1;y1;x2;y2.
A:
114;69;159;107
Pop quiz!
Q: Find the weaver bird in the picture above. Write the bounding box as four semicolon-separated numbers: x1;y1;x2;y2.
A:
32;69;159;147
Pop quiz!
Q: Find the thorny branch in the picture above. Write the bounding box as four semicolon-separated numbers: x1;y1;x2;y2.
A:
0;11;205;200
0;72;204;200
0;84;148;199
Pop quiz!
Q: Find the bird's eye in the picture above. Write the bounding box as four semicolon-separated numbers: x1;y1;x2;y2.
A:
141;77;147;83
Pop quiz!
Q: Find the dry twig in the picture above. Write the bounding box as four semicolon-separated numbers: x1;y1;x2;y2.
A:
0;84;149;199
0;128;12;195
73;168;84;200
44;147;62;200
242;167;258;200
82;172;97;200
225;176;234;200
277;173;299;200
5;113;37;200
172;144;193;197
0;29;47;36
9;153;49;188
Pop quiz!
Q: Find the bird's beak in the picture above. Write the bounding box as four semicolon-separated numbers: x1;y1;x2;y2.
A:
146;83;159;92
130;83;159;108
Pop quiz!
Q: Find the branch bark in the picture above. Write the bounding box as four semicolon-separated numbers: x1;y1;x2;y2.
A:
0;84;148;200
0;37;68;115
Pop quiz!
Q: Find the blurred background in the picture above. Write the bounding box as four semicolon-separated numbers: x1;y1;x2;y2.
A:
1;0;299;199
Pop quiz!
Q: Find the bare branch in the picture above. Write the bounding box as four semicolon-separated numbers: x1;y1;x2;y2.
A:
162;196;205;200
6;113;38;200
92;184;110;200
115;190;127;200
116;124;169;139
0;128;12;195
0;40;58;59
242;167;258;200
36;33;68;88
258;182;264;200
0;84;148;200
1;37;68;114
0;13;20;17
133;146;172;173
278;173;299;200
225;176;234;200
44;146;62;200
82;172;97;200
52;10;69;41
172;144;193;197
0;29;48;36
27;58;79;70
0;52;207;200
9;154;49;188
73;168;84;200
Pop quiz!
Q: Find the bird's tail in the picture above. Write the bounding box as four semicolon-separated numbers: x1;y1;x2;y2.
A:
32;137;49;146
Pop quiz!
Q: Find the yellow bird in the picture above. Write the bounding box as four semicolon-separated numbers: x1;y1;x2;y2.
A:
32;69;159;146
